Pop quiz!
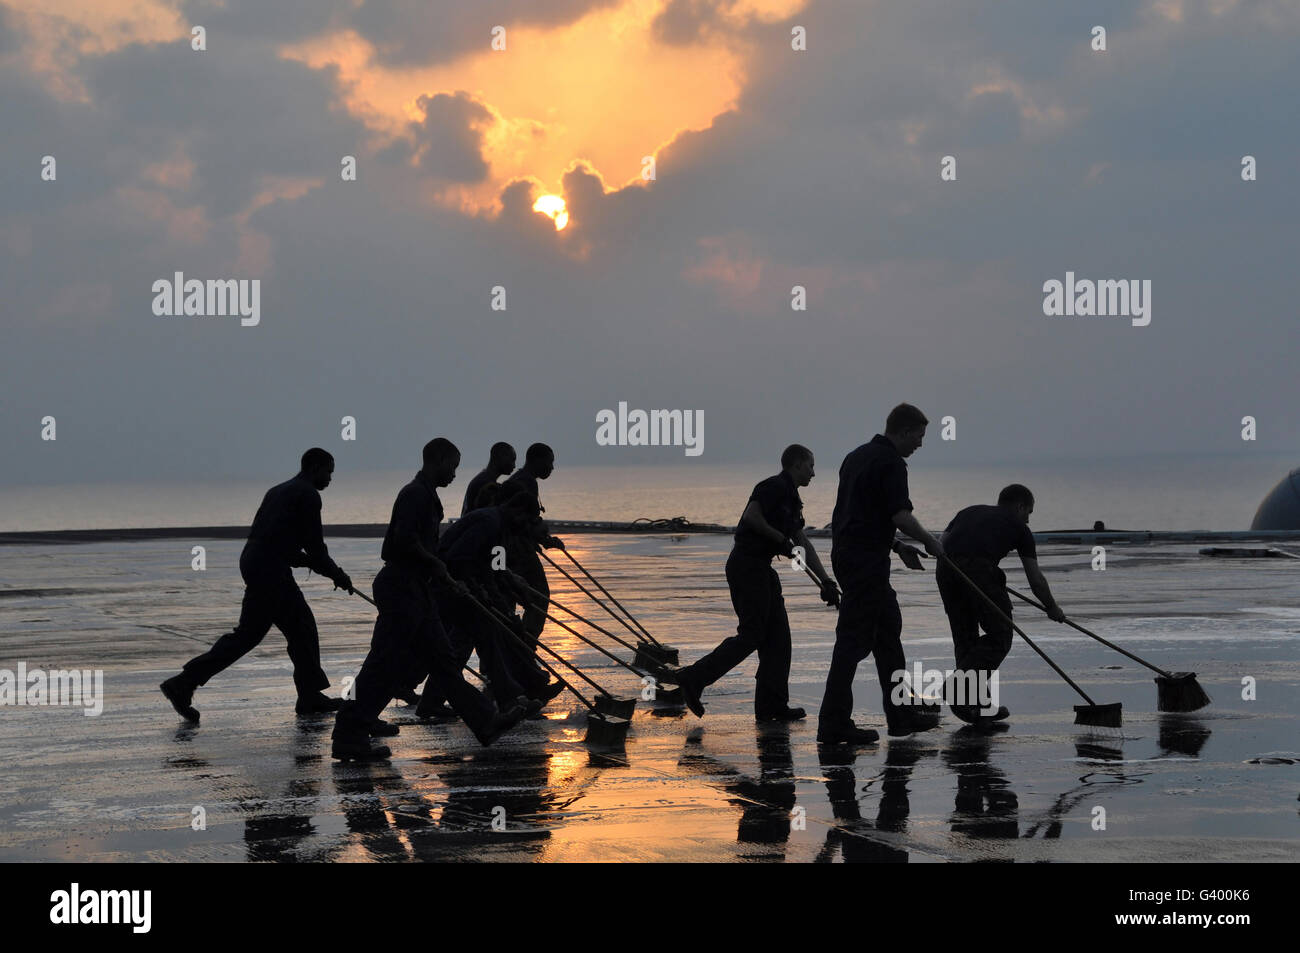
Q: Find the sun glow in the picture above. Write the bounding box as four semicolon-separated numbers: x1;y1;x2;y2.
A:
533;194;570;230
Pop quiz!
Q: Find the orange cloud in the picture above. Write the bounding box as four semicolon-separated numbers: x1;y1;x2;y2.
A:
282;0;809;216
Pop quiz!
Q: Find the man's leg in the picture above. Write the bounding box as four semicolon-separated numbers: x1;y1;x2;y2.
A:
179;584;277;688
868;591;906;720
869;592;939;735
937;563;980;669
515;549;549;641
488;627;548;696
414;595;478;714
272;581;331;698
938;563;982;714
956;565;1013;670
332;572;418;755
470;625;529;709
678;551;767;693
953;564;1013;719
817;574;875;734
753;568;794;718
418;599;507;743
434;595;532;709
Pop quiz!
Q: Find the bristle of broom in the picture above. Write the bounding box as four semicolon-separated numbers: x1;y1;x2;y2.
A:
1074;702;1123;728
1156;673;1211;713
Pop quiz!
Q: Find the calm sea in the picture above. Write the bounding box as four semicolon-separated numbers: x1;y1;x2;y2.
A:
1;452;1294;533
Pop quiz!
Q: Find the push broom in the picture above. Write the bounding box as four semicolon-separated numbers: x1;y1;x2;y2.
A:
939;556;1122;728
460;591;631;745
556;549;679;666
480;595;641;718
514;583;685;706
1005;586;1211;713
348;588;490;686
540;550;676;668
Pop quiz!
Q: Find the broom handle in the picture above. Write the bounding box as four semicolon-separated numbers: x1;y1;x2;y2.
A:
803;564;826;587
1005;586;1173;678
518;582;672;676
460;590;598;711
518;582;643;655
803;564;845;609
350;584;587;704
493;608;611;696
490;591;644;680
538;551;646;651
939;555;1098;706
561;550;665;648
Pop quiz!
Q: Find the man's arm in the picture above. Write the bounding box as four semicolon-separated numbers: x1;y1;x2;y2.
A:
300;493;349;589
1021;556;1065;621
794;528;839;606
793;528;830;581
740;500;793;554
892;509;944;559
443;520;496;587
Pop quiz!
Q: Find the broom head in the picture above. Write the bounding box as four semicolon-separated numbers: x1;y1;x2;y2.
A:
583;712;630;747
1074;702;1123;728
1156;672;1211;712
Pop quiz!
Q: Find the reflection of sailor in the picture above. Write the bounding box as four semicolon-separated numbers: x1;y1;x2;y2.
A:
944;728;1019;840
816;746;909;863
676;730;798;857
436;747;556;858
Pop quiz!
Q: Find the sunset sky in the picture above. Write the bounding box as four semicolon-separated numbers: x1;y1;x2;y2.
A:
2;0;1297;483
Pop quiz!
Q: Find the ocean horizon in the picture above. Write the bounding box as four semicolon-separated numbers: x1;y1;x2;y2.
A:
1;450;1294;534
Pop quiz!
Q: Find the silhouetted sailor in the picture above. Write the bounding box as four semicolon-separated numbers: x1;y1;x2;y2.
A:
937;484;1065;724
461;442;517;516
676;445;838;722
160;448;352;722
499;443;565;639
420;495;562;714
817;404;945;744
330;439;523;761
395;477;511;708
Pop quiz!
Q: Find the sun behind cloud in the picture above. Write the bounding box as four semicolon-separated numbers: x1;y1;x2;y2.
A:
281;0;810;216
532;194;570;230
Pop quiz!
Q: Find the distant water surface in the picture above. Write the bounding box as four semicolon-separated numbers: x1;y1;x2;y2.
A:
0;452;1294;533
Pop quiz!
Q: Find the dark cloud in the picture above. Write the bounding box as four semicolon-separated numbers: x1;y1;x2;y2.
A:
79;42;368;214
411;92;494;182
179;0;354;41
351;0;621;67
2;0;1299;487
652;0;728;45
